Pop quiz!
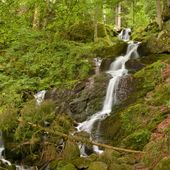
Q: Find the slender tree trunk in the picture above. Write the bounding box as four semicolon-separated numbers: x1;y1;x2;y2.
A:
156;0;163;30
132;0;135;27
33;4;40;29
115;3;121;31
102;3;106;24
43;0;50;29
94;4;99;42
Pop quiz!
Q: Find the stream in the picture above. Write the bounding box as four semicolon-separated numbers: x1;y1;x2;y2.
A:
76;28;140;156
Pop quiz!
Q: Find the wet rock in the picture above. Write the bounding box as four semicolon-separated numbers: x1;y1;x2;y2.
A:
125;59;145;73
45;88;73;114
99;113;122;145
116;75;134;102
100;58;113;72
69;73;111;122
88;161;108;170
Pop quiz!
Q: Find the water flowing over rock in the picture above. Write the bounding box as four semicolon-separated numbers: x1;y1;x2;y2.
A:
76;40;140;155
118;28;131;41
34;90;47;105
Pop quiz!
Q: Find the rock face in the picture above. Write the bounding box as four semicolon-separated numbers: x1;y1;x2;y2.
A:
125;59;145;74
116;75;134;102
138;30;170;55
69;73;112;122
45;73;111;122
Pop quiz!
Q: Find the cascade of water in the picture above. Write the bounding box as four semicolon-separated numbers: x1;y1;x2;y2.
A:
34;90;46;105
94;57;102;74
118;28;131;41
0;131;4;159
76;41;139;155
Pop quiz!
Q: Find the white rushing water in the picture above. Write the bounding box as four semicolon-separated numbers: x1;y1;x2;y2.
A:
94;57;102;74
118;28;131;41
0;131;4;159
76;30;139;155
34;90;46;105
0;131;11;166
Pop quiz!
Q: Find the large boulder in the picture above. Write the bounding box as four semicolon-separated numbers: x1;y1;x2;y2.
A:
138;30;170;54
93;39;127;59
65;21;108;42
69;73;111;122
125;59;145;74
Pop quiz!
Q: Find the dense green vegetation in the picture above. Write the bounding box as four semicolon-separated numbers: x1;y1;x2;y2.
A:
0;0;170;169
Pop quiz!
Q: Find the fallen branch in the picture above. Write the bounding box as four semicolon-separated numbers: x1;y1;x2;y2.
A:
25;121;145;154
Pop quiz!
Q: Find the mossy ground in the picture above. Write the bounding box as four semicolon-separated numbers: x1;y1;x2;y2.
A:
0;19;170;169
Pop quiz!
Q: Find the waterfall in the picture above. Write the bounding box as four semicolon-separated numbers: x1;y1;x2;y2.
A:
0;131;4;159
76;41;139;155
94;57;102;74
118;28;131;41
34;90;46;105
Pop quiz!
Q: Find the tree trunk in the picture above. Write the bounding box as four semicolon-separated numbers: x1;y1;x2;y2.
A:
115;3;121;31
156;0;163;30
102;3;106;24
33;4;40;29
43;0;50;29
94;4;99;42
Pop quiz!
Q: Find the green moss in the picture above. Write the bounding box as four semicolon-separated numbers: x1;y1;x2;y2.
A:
60;163;77;170
143;139;168;168
109;163;133;170
92;38;127;59
73;157;90;169
65;21;108;42
121;129;151;150
156;157;170;170
0;106;18;132
146;84;170;106
134;61;165;97
88;161;108;170
62;140;80;161
120;103;149;133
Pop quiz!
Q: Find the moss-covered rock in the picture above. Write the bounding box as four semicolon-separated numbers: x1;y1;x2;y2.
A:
65;21;108;42
121;129;151;150
62;140;80;161
156;157;170;170
138;31;170;54
143;139;168;168
92;38;127;59
73;157;90;169
109;163;133;170
88;161;108;170
60;163;77;170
